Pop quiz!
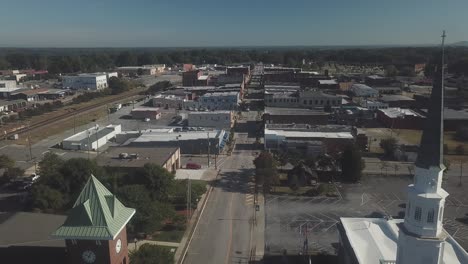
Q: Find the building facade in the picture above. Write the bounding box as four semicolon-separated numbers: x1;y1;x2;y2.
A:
188;111;234;129
62;124;121;151
198;92;240;110
130;107;161;120
62;73;108;90
264;90;341;109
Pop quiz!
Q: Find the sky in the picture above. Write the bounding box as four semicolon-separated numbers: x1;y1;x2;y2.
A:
0;0;467;47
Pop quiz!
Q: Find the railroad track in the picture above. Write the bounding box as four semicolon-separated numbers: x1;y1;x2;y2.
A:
5;93;145;139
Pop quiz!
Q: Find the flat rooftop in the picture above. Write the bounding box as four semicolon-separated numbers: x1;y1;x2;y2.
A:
131;107;160;112
188;111;231;115
0;212;66;248
379;108;423;118
264;107;329;116
63;125;118;144
131;130;223;143
266;129;354;139
380;94;415;102
96;146;178;168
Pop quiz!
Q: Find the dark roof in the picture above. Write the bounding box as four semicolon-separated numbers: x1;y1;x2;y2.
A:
96;146;178;168
415;63;444;169
380;95;414;102
264;107;329;116
0;212;66;248
11;88;48;96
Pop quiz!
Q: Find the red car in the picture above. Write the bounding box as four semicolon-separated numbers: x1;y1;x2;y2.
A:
186;162;201;169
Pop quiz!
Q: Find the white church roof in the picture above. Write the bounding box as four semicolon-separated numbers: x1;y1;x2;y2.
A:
340;217;468;264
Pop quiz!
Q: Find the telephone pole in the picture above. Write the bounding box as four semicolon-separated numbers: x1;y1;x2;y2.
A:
207;132;210;167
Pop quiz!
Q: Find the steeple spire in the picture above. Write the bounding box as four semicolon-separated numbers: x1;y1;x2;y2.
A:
415;30;446;169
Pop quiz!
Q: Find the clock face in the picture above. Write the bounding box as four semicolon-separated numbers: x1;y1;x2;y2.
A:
116;239;122;254
82;250;96;263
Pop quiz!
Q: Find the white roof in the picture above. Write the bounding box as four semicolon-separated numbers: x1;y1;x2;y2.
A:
198;75;210;80
340;217;468;264
379;108;422;118
319;79;338;85
265;129;353;139
132;130;222;143
0;87;21;93
131;107;160;112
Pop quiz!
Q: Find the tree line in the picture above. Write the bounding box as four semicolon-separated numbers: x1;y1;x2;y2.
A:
1;47;468;75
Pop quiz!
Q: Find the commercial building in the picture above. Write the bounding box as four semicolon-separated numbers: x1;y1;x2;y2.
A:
182;70;211;86
365;75;393;86
379;94;415;108
96;146;180;173
62;124;121;151
377;108;425;129
152;94;186;109
226;66;250;77
0;80;20;98
350;84;379;97
359;100;389;110
10;88;49;102
263;107;330;125
188;111;234;129
0;99;27;112
318;79;339;89
264;90;341;109
130;107;161;120
124;129;229;155
62;73;108;90
198;91;240;110
264;124;355;154
116;65;165;76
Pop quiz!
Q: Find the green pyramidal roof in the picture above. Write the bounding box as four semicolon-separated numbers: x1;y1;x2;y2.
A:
52;175;135;240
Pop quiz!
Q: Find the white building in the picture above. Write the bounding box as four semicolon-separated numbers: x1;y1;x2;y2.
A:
350;83;379;97
62;73;108;90
152;94;186;109
0;80;20;97
62;124;121;151
339;43;468;264
199;91;240;110
188;111;234;130
360;100;389;110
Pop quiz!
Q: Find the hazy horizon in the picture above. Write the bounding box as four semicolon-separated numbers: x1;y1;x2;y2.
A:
1;0;467;48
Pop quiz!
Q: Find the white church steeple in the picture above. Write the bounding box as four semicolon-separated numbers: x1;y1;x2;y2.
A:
396;31;449;264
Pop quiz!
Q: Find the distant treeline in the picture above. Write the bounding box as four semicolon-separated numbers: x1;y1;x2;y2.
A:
1;47;468;75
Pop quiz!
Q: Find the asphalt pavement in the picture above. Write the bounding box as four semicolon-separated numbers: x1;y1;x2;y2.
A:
183;114;262;264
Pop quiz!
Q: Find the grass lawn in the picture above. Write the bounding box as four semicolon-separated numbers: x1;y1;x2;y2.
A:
154;245;178;254
152;230;185;243
394;129;468;153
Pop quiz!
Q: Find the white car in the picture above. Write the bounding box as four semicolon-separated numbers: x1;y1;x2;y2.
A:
144;118;150;122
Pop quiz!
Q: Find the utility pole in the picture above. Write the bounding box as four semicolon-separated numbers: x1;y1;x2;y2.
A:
460;160;463;186
26;122;33;161
87;129;91;160
73;108;77;134
207;132;210;167
95;124;100;156
107;104;110;122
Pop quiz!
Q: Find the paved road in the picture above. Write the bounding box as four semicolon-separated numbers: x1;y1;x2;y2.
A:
184;116;260;264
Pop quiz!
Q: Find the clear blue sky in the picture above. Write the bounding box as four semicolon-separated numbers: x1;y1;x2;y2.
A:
1;0;467;47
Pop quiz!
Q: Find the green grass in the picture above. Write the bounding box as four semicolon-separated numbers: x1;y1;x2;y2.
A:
154;245;178;254
152;230;185;243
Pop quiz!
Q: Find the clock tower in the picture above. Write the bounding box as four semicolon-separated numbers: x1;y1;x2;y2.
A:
52;175;136;264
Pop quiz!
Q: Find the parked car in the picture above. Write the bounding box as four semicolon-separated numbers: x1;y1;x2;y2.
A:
186;162;202;169
144;118;150;122
174;127;182;132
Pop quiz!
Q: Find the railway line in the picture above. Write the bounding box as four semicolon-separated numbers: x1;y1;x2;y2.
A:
4;92;146;139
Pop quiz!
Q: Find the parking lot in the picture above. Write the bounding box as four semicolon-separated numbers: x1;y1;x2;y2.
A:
265;174;468;256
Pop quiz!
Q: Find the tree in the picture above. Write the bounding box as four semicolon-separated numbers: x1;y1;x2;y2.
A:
380;137;398;158
139;163;175;201
253;151;279;194
108;76;132;94
316;154;336;171
117;184;174;234
30;184;65;211
147;81;172;95
385;65;398;77
130;244;174;264
340;145;365;182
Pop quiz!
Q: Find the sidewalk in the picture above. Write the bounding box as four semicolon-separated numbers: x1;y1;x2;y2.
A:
128;240;180;251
